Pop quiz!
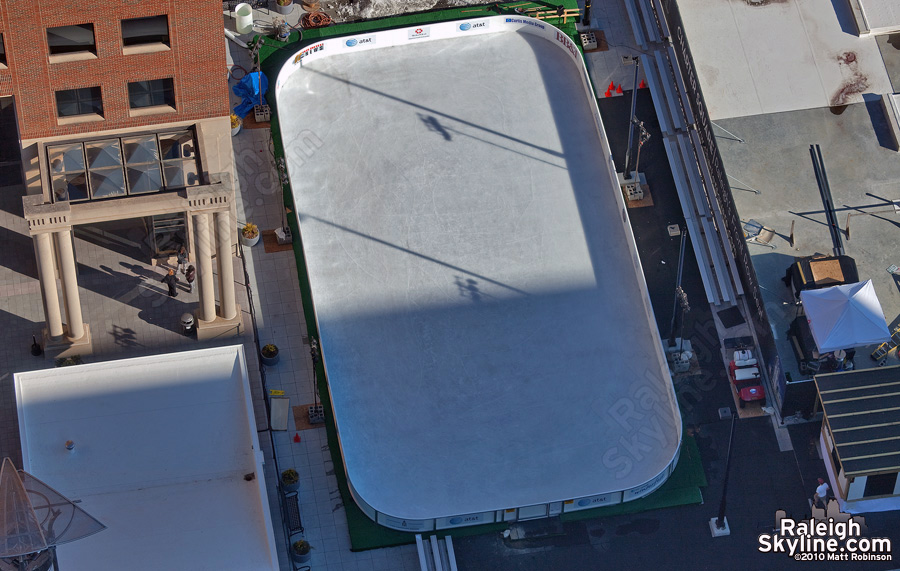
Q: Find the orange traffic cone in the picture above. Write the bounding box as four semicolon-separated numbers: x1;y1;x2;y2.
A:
293;433;301;443
604;89;612;97
616;84;623;94
608;81;615;91
639;79;647;89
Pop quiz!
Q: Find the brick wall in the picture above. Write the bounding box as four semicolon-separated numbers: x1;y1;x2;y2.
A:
0;0;228;140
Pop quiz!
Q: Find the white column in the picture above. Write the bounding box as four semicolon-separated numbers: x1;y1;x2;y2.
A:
55;229;85;340
195;213;216;322
215;210;237;320
34;232;64;338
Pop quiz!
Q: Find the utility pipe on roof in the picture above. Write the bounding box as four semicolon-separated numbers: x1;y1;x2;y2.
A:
225;28;248;49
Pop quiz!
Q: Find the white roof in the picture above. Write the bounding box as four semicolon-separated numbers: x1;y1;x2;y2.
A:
676;0;893;119
279;28;681;520
14;346;279;571
859;0;900;35
800;280;891;353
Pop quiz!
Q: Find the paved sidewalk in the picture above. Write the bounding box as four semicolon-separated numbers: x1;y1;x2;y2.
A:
230;124;421;570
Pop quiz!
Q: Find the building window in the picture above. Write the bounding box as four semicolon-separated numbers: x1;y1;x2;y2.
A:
863;473;897;498
55;87;103;118
128;79;175;109
47;130;200;203
46;24;95;56
123;135;163;194
0;97;22;186
121;15;169;47
159;132;199;188
85;140;127;199
48;144;89;202
0;33;6;67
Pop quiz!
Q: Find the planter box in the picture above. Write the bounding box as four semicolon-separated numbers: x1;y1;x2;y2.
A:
260;349;279;366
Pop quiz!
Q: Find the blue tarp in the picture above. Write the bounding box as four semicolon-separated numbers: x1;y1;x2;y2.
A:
232;71;268;118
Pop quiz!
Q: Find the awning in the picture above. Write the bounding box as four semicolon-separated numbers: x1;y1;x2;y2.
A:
800;280;890;353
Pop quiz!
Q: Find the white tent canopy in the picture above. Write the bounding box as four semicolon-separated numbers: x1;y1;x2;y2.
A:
800;280;890;353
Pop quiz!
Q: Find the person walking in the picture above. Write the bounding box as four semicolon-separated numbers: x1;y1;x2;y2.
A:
814;478;830;508
177;246;188;274
162;268;178;298
185;265;196;293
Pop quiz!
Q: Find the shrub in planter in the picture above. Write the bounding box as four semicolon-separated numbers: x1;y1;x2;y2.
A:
230;112;242;136
276;0;294;15
55;355;84;367
241;222;260;246
281;468;299;490
260;343;279;366
242;222;258;239
291;540;312;563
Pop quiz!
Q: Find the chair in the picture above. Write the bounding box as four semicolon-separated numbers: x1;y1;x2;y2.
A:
744;219;776;249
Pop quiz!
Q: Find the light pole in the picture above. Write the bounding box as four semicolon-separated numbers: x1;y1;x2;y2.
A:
623;58;641;178
667;226;689;348
711;413;736;536
310;338;320;407
631;119;651;181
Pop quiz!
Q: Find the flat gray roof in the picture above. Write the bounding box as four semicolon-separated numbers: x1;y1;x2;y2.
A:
714;103;900;382
279;30;681;519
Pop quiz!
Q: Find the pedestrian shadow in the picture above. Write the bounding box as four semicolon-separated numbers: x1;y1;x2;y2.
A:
110;324;142;348
454;276;490;303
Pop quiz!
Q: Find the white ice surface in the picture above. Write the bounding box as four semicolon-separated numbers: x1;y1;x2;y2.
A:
279;30;680;520
677;0;893;119
15;347;277;571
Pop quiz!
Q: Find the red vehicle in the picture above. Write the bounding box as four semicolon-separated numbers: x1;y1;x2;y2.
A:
728;350;766;408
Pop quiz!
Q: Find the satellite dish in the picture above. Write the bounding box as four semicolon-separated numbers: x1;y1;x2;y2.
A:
0;458;106;566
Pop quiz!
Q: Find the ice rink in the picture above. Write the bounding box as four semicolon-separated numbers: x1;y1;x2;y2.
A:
278;25;681;522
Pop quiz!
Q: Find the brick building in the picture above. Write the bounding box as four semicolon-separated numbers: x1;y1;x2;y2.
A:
0;1;242;356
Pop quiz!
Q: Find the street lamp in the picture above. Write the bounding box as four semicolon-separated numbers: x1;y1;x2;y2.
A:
631;118;651;181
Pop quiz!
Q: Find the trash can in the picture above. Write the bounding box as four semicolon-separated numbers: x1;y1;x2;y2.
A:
181;313;195;336
234;3;253;35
